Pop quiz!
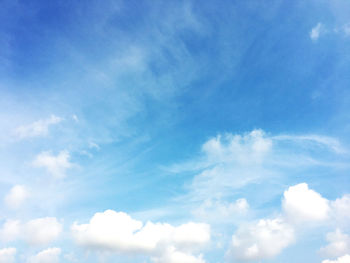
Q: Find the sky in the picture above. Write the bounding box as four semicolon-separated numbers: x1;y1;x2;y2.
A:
0;0;350;262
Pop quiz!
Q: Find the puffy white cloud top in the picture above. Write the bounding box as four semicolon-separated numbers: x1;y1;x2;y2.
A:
282;183;330;223
72;210;210;263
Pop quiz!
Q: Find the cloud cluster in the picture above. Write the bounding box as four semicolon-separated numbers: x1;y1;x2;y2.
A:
177;129;344;210
14;115;62;139
72;210;210;263
227;183;350;262
0;217;62;245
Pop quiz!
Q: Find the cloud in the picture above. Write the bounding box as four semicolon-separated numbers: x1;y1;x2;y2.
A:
0;247;16;263
0;220;20;243
27;247;61;263
320;229;350;258
331;195;350;226
72;210;210;263
173;129;344;206
193;198;249;223
282;183;330;223
32;151;73;178
23;217;62;246
227;217;295;262
310;23;324;41
227;182;350;262
0;217;62;246
322;254;350;263
14;115;62;139
4;185;29;209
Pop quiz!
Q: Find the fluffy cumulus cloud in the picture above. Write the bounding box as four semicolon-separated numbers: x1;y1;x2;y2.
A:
322;254;350;263
282;183;330;223
14;115;62;139
227;218;294;262
4;185;29;209
32;151;72;178
226;182;350;262
0;217;62;246
0;247;16;263
320;229;350;258
27;247;61;263
72;210;210;263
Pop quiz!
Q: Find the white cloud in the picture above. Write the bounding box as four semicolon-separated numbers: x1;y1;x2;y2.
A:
72;210;210;263
310;23;324;41
0;220;20;243
193;198;249;223
4;185;29;209
201;129;272;165
23;217;62;246
151;246;205;263
282;183;330;223
32;151;72;178
226;182;350;262
27;247;61;263
0;217;62;246
227;217;294;261
322;254;350;263
320;229;350;258
0;247;16;263
14;115;62;139
170;129;344;207
331;195;350;226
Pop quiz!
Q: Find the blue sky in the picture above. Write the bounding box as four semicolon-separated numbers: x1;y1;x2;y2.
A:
1;0;350;262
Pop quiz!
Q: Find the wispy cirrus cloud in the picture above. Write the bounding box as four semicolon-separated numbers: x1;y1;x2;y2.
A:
170;130;347;206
